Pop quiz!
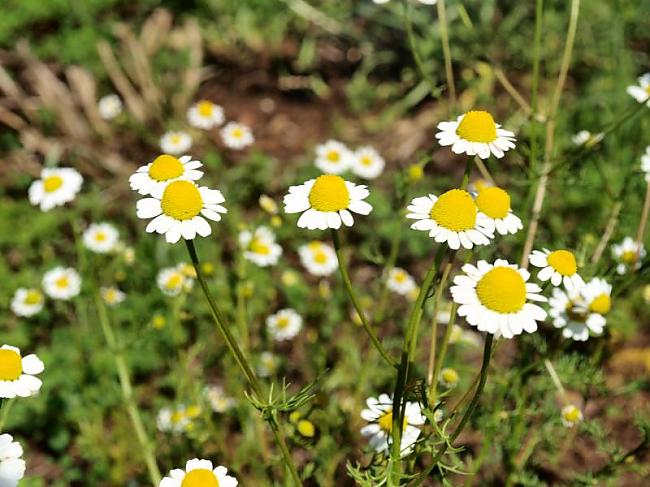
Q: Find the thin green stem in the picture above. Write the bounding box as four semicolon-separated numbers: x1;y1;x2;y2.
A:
402;0;438;97
437;0;457;110
0;398;15;433
428;301;458;406
373;227;404;325
236;253;250;352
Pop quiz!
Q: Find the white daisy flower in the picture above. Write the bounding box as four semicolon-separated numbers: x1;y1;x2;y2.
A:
561;404;583;428
577;278;612;317
450;259;547;339
266;308;302;341
641;146;650;183
0;434;26;487
98;94;122;120
0;345;44;398
435;110;516;159
406;189;494;250
156;406;191;434
238;226;282;267
571;130;603;147
160;131;192;155
187;100;225;130
314;140;354;175
351;146;385;180
439;367;459;388
529;249;584;291
204;385;236;414
474;186;523;236
129;154;204;196
136;180;227;244
160;458;238;487
10;288;44;317
83;222;120;253
360;394;426;457
386;268;417;296
548;286;605;341
42;267;81;300
298;241;338;276
157;266;193;297
220;122;254;150
28;167;83;212
626;73;650;107
101;286;126;306
283;175;373;230
256;351;279;378
611;237;646;274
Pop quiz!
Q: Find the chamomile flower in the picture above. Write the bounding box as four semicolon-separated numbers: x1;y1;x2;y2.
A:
157;266;192;297
406;189;494;249
641;146;650;182
159;459;238;487
101;286;126;306
204;385;236;413
10;288;44;317
0;345;44;398
0;434;26;487
83;222;120;253
283;175;373;230
386;268;417;296
157;406;191;434
572;130;603;147
548;286;605;341
298;241;338;276
42;267;81;300
220;122;254;149
439;368;459;388
351;146;385;180
129;154;204;196
28;167;83;212
136;180;227;244
160;131;192;155
626;73;650;106
529;249;584;291
187;100;225;129
238;226;282;267
561;404;583;427
578;278;612;317
314;140;354;175
474;186;522;236
267;308;302;341
98;94;122;120
611;237;646;274
257;351;279;378
435;110;516;159
360;394;426;456
450;259;547;339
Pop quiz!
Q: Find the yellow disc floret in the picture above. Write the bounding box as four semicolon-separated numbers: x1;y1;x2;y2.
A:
547;250;578;276
161;180;203;221
476;187;511;219
55;276;70;289
430;189;477;231
149;155;184;182
563;405;582;423
250;238;271;255
308;175;350;212
621;250;639;265
276;317;290;329
326;150;341;162
197;100;214;117
589;294;611;315
0;349;23;381
24;290;43;305
297;419;316;438
456;111;498;143
181;469;219;487
476;267;526;313
377;410;408;433
43;175;64;193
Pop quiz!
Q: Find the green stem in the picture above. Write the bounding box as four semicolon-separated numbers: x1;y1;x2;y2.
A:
428;301;458;406
402;0;438;98
373;227;404;325
437;0;456;110
236;253;250;352
0;398;15;433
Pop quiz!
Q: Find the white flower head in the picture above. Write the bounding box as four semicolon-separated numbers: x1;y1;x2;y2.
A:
267;308;302;341
435;110;516;159
451;259;547;339
439;367;459;388
0;345;44;398
257;351;279;378
641;146;650;183
28;167;83;212
529;249;584;291
157;406;191;434
0;434;26;487
157;266;193;297
220;122;254;150
42;267;81;300
101;286;126;306
129;154;204;196
187;100;225;130
572;130;603;147
577;278;612;317
386;268;417;296
10;288;44;317
159;458;238;487
611;237;646;274
474;186;523;236
298;241;337;276
314;140;354;175
626;73;650;106
548;286;605;342
83;222;120;254
204;385;236;414
160;131;192;155
561;404;583;428
351;146;385;180
238;226;282;267
98;94;122;120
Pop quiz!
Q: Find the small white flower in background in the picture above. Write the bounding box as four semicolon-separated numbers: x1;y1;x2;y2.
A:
351;146;385;180
238;226;282;267
571;130;603;147
267;309;302;341
220;122;254;149
448;324;482;347
10;288;44;317
159;458;238;487
641;146;650;182
83;222;120;254
314;140;354;175
386;268;417;296
474;186;523;236
157;266;193;297
577;278;612;317
450;259;547;339
204;385;236;414
257;351;279;378
160;131;192;155
98;94;122;120
129;154;204;196
0;345;44;398
122;246;136;265
436;110;516;159
529;249;584;291
548;286;605;342
0;434;26;487
626;73;650;106
101;286;126;306
156;406;192;434
258;194;279;214
561;404;583;427
612;237;646;274
439;368;459;388
284;175;373;230
360;394;427;457
28;167;83;212
187;100;225;129
42;267;81;300
298;241;338;276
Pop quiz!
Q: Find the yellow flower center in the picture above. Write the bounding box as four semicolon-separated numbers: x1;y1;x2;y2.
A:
94;231;106;242
377;410;408;433
430;189;477;231
589;293;611;315
646;85;650;96
197;100;214;117
148;155;184;182
250;238;271;255
186;405;201;418
475;187;511;219
104;289;117;302
152;315;166;328
308;175;350;212
546;250;577;276
170;134;182;145
442;368;459;384
276;316;290;329
43;175;64;193
181;469;219;487
297;419;316;438
360;155;373;166
476;267;526;313
161;180;203;221
455;111;498;143
166;274;183;289
231;127;243;139
55;276;70;289
170;411;185;424
393;271;407;283
313;250;328;264
563;406;581;423
0;349;23;381
621;250;639;264
326;150;341;162
24;290;43;305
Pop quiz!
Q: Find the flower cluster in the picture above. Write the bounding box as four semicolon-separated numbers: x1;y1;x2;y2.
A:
314;140;385;180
